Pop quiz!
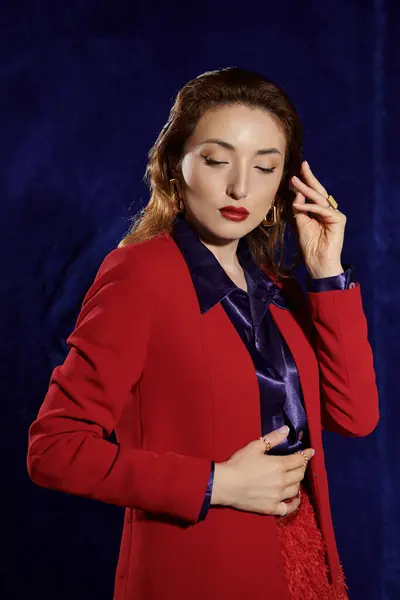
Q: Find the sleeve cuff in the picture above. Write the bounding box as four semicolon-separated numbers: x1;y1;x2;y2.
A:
197;461;215;522
306;264;358;293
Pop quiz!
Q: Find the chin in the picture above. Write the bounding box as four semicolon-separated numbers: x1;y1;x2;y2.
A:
187;211;257;241
205;220;255;243
217;216;259;234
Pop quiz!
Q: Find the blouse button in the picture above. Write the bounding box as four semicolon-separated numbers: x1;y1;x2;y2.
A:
298;430;304;441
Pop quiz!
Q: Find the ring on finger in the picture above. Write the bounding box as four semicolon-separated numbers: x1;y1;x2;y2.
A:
326;194;339;210
296;450;309;466
259;436;271;452
279;502;287;517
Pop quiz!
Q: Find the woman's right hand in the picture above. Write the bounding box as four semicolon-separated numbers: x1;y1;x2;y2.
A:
210;426;315;516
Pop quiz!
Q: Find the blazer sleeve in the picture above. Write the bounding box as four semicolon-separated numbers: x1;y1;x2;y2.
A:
287;278;379;437
26;245;212;524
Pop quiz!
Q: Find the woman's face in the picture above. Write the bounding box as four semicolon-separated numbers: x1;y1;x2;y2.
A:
179;104;287;243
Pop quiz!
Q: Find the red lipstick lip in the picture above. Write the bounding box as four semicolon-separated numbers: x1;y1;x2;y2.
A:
219;206;249;215
219;207;249;222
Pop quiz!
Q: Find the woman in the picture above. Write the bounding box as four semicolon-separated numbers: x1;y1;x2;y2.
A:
27;67;379;600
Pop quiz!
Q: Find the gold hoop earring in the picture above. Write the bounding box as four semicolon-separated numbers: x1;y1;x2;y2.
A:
262;204;277;227
170;178;184;212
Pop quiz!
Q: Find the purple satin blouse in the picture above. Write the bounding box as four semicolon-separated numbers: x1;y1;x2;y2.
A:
171;214;356;521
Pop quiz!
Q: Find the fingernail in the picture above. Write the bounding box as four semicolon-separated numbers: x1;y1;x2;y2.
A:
279;425;289;434
304;161;309;167
311;449;315;456
292;176;300;182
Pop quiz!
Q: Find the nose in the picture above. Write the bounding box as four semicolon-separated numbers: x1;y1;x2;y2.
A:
226;170;249;201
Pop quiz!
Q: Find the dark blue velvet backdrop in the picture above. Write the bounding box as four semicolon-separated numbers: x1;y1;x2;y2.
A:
2;1;398;599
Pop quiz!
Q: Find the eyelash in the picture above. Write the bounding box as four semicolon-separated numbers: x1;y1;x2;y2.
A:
201;155;275;174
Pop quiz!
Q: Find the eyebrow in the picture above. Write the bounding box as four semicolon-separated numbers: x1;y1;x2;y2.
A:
200;138;282;156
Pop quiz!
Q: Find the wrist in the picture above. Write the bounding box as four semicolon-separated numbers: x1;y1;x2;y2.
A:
210;462;235;507
307;264;344;279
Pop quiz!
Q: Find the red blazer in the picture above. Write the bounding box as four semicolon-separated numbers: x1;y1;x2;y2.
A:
27;233;379;600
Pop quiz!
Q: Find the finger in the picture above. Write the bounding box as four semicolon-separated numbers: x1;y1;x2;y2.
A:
258;425;289;453
273;496;301;517
301;161;328;198
292;192;306;215
292;190;306;210
282;448;315;471
291;176;330;208
281;483;301;501
292;191;310;224
292;202;343;223
283;467;307;487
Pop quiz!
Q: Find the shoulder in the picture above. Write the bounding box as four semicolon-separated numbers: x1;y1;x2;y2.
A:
79;234;180;316
95;233;180;284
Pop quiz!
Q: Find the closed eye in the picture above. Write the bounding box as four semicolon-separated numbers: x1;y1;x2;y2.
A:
202;155;275;174
202;156;228;166
257;167;275;174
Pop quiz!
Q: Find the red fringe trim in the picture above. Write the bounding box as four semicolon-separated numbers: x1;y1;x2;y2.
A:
275;482;349;600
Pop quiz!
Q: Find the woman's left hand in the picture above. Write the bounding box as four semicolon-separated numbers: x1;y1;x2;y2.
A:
291;161;347;279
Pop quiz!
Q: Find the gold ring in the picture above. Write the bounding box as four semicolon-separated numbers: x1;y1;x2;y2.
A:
326;194;338;210
280;502;288;517
296;450;309;466
260;436;272;452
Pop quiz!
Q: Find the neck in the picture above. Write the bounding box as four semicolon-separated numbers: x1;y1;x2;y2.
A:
184;214;242;271
200;238;241;271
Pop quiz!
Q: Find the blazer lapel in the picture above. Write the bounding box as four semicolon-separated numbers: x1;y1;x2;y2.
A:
269;303;321;433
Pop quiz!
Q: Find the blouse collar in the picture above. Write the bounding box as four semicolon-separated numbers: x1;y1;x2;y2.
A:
171;214;292;314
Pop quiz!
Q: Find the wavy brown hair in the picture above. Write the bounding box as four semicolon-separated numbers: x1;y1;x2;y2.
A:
119;67;304;281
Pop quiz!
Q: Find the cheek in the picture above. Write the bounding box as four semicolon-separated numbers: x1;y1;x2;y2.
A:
182;159;216;194
254;173;281;199
259;172;283;201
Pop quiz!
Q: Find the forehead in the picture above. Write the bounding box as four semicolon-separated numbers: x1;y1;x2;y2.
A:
185;104;286;153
